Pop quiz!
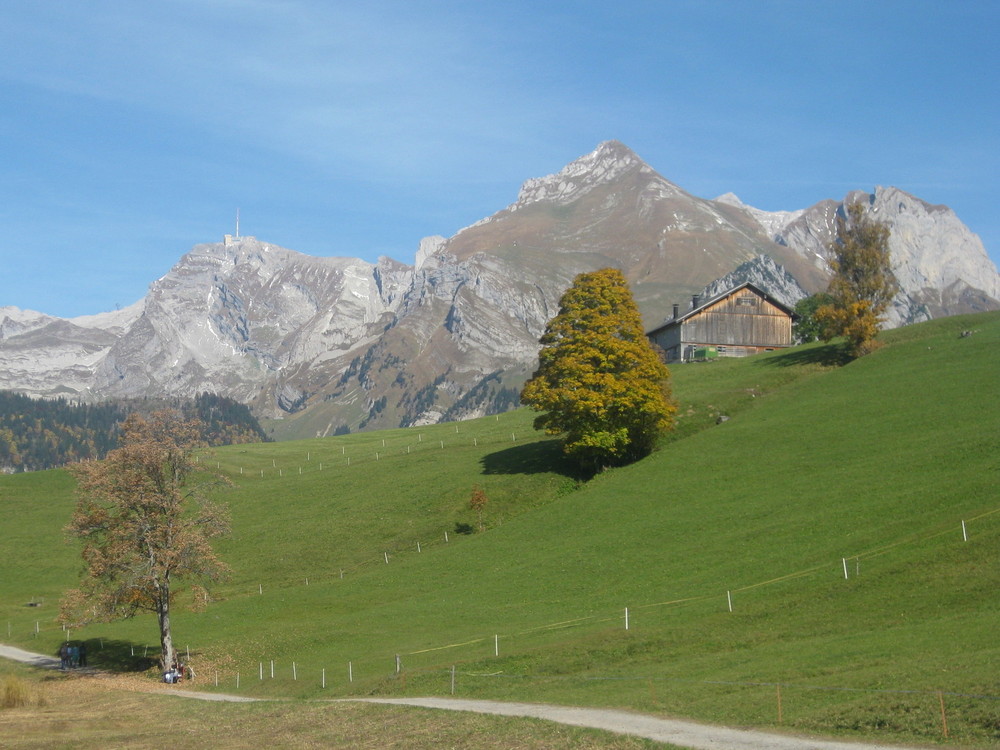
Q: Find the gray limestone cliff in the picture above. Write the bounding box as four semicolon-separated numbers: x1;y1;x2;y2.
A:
716;187;1000;326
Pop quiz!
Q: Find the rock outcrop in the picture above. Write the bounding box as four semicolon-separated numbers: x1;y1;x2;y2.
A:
720;187;1000;326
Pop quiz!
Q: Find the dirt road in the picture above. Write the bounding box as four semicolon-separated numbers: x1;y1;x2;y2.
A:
1;643;928;749
345;697;928;750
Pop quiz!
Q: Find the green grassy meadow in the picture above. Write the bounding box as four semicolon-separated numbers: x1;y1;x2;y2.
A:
2;311;999;747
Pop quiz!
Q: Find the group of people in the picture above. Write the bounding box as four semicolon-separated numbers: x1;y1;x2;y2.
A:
56;640;196;683
57;642;86;670
163;661;190;683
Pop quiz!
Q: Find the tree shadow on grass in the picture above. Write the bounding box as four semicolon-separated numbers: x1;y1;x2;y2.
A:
78;638;160;673
480;438;585;480
758;342;851;368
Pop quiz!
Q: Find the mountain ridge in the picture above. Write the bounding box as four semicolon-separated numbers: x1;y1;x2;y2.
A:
1;141;997;438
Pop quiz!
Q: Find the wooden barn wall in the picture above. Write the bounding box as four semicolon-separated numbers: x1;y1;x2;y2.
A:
648;326;680;353
682;294;791;347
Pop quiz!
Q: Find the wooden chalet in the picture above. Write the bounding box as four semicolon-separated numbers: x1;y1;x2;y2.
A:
646;282;795;363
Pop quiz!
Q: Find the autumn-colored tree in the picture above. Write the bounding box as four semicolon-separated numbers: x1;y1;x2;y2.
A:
816;202;899;357
61;410;231;671
521;268;675;472
469;485;489;532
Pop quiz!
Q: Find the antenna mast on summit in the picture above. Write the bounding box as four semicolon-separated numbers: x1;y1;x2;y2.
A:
235;208;240;239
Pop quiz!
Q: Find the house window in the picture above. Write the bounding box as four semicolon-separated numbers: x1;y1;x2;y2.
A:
736;296;758;307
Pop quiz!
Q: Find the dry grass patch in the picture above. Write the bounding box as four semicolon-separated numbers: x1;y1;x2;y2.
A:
0;672;668;749
1;674;44;709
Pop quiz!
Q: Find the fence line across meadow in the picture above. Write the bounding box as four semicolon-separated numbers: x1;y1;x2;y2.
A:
199;658;1000;702
215;501;1000;611
10;492;997;743
139;504;1000;716
9;505;998;742
32;505;996;647
181;658;999;743
19;504;997;658
195;417;533;479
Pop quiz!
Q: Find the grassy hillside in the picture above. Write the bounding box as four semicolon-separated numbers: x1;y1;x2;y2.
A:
2;312;998;747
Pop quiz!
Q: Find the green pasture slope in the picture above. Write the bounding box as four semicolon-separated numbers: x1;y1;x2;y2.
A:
2;312;998;746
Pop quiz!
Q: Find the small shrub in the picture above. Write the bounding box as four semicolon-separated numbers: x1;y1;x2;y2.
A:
469;485;489;532
453;522;474;535
556;479;580;497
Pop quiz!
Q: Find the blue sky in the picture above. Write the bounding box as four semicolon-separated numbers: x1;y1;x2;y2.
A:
1;0;997;318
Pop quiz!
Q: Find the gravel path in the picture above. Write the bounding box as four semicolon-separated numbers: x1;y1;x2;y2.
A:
346;697;928;750
1;643;928;750
0;643;61;670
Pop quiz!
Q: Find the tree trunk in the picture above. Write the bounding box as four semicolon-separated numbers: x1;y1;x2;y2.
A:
158;587;175;671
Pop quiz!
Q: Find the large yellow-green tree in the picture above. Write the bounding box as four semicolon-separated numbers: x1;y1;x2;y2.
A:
521;268;675;472
816;202;899;357
61;411;231;671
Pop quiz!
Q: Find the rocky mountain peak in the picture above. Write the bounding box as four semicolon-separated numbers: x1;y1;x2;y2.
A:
714;192;805;242
415;235;447;270
512;140;652;209
697;254;809;312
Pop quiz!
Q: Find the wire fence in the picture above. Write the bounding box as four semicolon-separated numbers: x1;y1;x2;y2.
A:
130;505;1000;682
7;501;998;743
16;503;997;655
166;659;1000;743
195;416;533;480
7;421;998;743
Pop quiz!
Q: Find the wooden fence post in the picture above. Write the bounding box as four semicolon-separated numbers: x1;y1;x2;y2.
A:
938;691;949;738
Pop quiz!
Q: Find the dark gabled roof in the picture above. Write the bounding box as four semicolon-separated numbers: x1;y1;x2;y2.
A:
645;282;796;337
